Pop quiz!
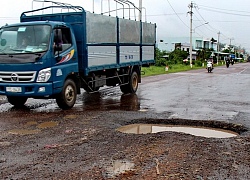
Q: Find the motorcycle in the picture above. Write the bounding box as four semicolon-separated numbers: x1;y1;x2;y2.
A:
206;61;213;73
231;59;234;65
226;59;230;68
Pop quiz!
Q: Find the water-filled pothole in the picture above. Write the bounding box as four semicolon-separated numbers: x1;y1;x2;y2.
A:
37;121;58;129
105;160;134;178
8;121;58;135
117;124;239;138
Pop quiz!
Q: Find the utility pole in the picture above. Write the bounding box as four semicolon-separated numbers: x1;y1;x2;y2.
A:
229;38;234;51
217;31;220;65
139;0;142;21
188;2;194;68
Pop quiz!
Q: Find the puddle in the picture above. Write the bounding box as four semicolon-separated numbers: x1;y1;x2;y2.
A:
8;129;41;135
7;121;58;135
25;121;38;126
139;109;148;112
64;115;77;119
105;160;134;178
37;121;58;129
117;124;239;138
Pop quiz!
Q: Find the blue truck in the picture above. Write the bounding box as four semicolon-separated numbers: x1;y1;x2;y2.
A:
0;4;156;109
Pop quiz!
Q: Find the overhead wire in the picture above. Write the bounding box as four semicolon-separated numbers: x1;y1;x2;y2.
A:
165;0;189;29
191;7;210;38
194;6;219;34
146;13;185;17
198;4;250;15
197;4;250;17
200;8;250;17
194;4;239;46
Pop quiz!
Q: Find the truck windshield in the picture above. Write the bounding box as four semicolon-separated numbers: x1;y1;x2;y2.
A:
0;25;51;55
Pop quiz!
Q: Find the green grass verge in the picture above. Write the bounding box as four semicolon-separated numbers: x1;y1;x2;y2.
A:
142;62;226;77
142;64;202;77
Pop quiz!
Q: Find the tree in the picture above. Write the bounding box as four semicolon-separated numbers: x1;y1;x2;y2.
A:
197;48;205;60
155;48;168;66
169;49;188;64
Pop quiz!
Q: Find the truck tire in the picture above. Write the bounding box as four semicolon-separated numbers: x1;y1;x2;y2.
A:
56;79;77;110
7;96;28;107
120;71;138;94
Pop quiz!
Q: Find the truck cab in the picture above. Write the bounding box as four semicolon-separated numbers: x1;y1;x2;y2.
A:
0;21;79;108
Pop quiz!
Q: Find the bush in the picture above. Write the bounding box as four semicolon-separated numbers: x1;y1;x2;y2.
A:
155;58;167;66
194;60;203;67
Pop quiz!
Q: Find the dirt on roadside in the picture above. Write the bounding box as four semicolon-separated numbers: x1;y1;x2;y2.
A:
0;110;249;180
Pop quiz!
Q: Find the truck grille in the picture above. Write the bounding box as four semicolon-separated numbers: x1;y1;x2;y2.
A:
0;71;36;82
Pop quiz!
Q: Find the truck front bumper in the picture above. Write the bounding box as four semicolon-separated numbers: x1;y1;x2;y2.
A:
0;82;58;97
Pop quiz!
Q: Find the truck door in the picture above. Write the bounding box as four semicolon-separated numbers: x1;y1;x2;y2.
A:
52;27;78;93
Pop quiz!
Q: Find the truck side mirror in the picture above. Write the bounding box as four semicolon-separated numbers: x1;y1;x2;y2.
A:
0;39;6;46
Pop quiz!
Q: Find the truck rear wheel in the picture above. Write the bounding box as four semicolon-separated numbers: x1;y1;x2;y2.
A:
7;96;28;107
120;71;138;94
56;79;77;110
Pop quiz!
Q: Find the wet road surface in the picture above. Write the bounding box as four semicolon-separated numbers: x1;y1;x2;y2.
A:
1;62;249;122
0;63;250;179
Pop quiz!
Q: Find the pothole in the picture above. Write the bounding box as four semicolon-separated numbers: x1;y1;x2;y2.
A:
8;121;58;135
117;124;239;138
37;121;58;129
104;160;134;178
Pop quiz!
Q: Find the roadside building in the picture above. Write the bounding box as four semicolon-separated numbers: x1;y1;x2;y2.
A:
158;36;218;61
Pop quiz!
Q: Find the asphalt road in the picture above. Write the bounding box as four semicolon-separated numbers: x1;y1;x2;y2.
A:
0;62;250;179
139;62;250;126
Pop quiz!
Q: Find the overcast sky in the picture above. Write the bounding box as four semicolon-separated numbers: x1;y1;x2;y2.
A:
1;0;250;51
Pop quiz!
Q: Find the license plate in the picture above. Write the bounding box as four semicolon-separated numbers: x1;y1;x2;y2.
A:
6;87;22;93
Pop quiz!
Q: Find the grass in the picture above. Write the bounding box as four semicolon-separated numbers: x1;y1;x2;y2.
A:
142;64;203;77
141;62;227;77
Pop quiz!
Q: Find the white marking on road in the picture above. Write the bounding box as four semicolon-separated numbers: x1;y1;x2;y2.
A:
239;67;249;74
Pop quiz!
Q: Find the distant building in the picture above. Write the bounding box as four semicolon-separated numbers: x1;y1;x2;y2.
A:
157;36;218;60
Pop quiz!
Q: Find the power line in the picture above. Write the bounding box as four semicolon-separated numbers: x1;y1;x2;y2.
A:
146;13;186;17
195;3;250;46
193;6;232;41
165;0;189;29
199;7;250;17
191;6;211;39
192;19;210;37
198;4;250;14
194;7;207;22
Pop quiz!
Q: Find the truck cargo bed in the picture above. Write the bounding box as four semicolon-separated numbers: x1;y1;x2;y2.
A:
21;6;156;76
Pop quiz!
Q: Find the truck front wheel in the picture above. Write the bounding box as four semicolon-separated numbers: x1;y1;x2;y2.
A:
56;79;77;110
7;96;28;107
120;71;139;94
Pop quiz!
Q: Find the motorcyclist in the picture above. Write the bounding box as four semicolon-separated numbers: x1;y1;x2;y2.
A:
207;59;214;69
225;57;230;68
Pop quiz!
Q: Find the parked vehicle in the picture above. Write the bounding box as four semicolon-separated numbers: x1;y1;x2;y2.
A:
206;61;213;73
0;3;156;109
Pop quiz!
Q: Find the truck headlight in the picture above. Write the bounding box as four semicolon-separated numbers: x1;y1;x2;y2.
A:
37;68;51;82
